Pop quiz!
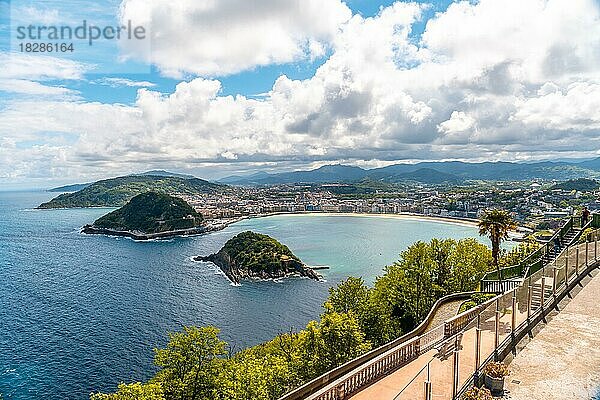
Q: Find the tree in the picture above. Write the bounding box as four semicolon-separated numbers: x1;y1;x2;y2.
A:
90;383;164;400
153;326;227;400
217;349;292;400
428;238;456;291
447;239;492;292
373;241;440;333
327;277;369;315
295;310;371;379
478;209;516;278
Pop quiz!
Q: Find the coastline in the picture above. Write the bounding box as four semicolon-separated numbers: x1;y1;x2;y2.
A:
235;211;480;228
81;224;221;240
81;211;481;241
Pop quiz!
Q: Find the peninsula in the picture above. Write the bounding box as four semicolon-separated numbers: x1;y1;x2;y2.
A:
195;231;321;284
82;192;208;240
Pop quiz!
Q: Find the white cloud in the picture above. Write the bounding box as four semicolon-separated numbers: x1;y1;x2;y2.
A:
95;77;156;88
117;0;352;77
2;0;600;183
0;79;78;97
0;52;87;80
438;111;475;134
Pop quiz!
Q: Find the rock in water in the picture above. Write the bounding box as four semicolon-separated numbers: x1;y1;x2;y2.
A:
195;231;321;284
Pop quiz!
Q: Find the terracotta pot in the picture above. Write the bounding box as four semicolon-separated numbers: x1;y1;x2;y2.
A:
484;374;505;394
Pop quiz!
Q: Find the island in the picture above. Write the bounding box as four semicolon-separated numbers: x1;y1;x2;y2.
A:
82;192;210;240
38;173;223;209
195;231;321;284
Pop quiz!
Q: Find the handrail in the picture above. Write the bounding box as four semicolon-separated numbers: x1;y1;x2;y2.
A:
457;241;600;399
393;359;433;400
278;292;476;400
483;216;578;284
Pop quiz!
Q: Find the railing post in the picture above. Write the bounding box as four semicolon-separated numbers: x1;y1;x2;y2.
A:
336;384;346;400
452;336;460;400
424;381;432;400
565;246;569;276
494;299;500;360
511;292;517;334
474;315;482;384
595;237;598;261
541;275;546;308
424;363;432;400
552;266;557;296
586;242;589;266
527;284;532;320
576;248;580;276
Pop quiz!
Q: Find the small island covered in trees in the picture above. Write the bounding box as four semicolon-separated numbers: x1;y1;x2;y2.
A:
195;231;321;284
83;192;206;240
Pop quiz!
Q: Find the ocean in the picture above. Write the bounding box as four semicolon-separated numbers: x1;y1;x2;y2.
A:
0;190;484;399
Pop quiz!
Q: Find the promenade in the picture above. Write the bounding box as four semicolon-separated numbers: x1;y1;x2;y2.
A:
505;269;600;400
347;241;598;400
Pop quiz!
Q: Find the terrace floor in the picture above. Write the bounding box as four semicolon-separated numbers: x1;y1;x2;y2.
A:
504;268;600;400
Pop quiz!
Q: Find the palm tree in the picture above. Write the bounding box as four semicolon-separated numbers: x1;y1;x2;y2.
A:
478;209;516;280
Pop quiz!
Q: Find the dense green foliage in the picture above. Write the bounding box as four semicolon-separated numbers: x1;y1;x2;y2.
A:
90;383;164;400
92;238;493;400
458;293;497;313
93;192;203;234
219;231;301;273
551;178;600;192
329;238;492;344
39;175;222;208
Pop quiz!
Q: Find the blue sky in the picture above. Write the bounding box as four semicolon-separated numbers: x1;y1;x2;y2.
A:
0;0;454;104
1;0;599;188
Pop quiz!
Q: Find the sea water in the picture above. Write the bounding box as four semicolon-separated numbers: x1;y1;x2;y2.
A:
0;190;485;399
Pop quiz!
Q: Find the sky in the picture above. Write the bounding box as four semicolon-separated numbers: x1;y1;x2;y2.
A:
1;0;600;189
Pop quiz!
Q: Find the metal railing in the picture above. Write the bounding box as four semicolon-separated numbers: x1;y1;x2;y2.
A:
398;239;600;400
280;214;599;400
481;214;599;291
279;292;476;400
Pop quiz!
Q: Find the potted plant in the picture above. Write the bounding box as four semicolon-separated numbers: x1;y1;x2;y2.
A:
463;386;494;400
483;361;510;394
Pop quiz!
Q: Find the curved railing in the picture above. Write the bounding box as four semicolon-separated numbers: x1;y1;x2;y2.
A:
278;292;477;400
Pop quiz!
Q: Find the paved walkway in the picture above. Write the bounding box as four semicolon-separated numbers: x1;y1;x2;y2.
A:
504;269;600;400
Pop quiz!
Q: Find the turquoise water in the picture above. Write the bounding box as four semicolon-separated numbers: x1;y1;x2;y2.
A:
0;191;484;399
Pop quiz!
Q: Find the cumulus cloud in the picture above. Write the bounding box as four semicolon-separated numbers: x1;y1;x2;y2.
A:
118;0;353;77
2;0;600;183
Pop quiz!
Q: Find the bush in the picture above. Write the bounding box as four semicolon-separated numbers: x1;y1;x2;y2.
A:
458;293;496;313
483;361;510;378
462;386;493;400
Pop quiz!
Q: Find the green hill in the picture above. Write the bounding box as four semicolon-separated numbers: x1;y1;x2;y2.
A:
91;192;203;234
551;178;600;191
38;175;223;209
196;231;320;283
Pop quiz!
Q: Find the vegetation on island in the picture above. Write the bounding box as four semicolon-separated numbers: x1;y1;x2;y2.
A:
91;237;494;400
38;174;223;209
91;192;203;234
196;231;320;283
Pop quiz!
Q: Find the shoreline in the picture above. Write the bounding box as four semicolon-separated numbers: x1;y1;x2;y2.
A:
81;212;483;241
233;211;480;228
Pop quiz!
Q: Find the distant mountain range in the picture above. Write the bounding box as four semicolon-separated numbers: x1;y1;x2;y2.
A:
219;158;600;185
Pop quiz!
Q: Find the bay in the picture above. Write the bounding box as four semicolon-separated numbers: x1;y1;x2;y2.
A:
0;190;487;399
